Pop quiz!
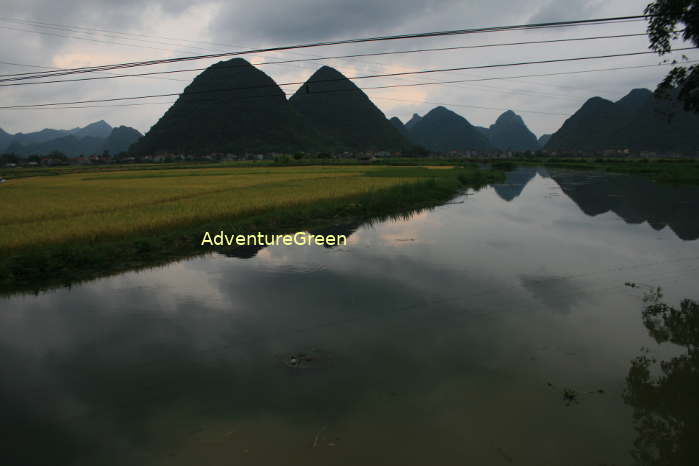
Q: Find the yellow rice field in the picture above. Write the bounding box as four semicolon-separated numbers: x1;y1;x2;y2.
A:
0;165;418;250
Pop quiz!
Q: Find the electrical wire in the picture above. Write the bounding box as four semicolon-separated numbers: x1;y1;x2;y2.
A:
0;32;655;87
2;47;695;109
0;15;651;81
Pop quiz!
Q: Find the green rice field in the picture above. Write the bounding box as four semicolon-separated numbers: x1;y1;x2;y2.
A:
0;164;480;251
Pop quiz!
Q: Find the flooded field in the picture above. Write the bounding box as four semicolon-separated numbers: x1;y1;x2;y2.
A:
2;167;698;465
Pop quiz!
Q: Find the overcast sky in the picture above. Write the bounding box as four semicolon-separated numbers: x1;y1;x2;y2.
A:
0;0;695;138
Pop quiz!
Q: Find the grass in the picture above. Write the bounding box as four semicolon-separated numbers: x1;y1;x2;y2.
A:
0;163;503;295
1;166;399;250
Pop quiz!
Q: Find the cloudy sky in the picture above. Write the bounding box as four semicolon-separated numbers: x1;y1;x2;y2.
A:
0;0;695;138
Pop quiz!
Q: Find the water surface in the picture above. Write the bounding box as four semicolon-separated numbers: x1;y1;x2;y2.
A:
2;167;698;465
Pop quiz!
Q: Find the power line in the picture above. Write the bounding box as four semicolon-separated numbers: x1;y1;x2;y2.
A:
0;24;215;54
0;15;650;81
5;58;697;117
360;58;699;90
0;15;676;116
0;17;359;85
0;16;233;48
3;25;684;100
0;15;662;107
354;94;570;115
0;15;648;62
7;57;695;131
0;20;326;79
0;18;224;53
0;84;571;115
0;26;660;110
0;15;656;97
0;83;575;117
0;32;653;87
0;60;192;83
2;47;695;110
0;17;236;51
38;57;699;107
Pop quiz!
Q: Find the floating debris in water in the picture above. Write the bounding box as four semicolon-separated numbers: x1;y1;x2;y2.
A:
547;382;606;406
279;348;330;369
562;388;579;406
312;425;327;448
495;447;513;463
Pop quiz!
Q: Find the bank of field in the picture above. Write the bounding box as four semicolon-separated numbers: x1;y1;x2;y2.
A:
0;165;484;251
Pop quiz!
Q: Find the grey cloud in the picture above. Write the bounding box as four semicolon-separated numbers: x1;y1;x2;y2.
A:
519;274;591;313
0;0;194;60
529;0;605;23
209;0;536;46
2;0;192;27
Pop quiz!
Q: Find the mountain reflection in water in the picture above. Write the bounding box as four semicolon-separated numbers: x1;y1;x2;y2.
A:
551;170;699;241
493;167;699;241
492;166;539;201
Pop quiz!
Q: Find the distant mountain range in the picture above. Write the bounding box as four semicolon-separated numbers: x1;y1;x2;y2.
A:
1;120;142;157
401;106;492;152
395;108;541;152
393;88;699;154
545;88;699;153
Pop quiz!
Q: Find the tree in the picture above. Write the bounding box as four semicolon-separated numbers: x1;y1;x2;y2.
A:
645;0;699;112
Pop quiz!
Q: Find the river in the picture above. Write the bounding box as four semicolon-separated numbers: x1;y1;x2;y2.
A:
2;167;698;465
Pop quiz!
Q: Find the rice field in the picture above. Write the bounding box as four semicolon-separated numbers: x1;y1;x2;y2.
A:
0;165;441;250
